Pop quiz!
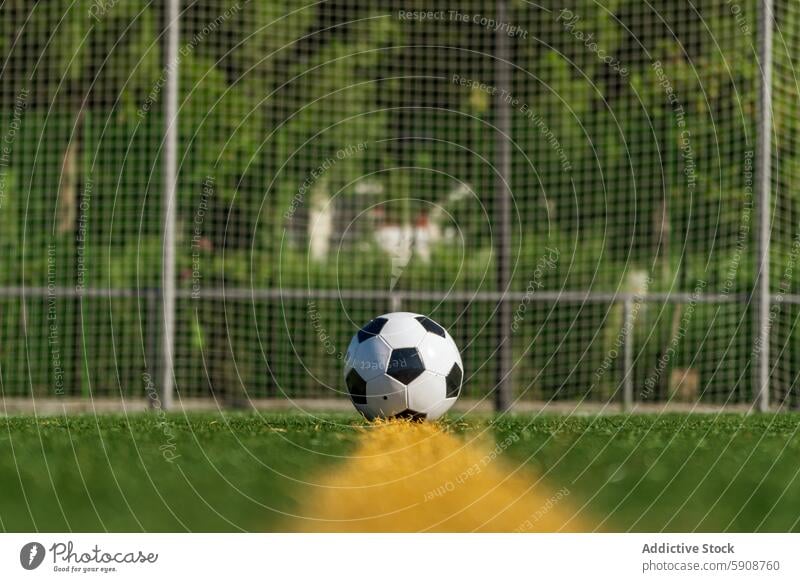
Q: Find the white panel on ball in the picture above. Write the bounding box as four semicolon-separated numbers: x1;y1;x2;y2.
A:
406;370;448;416
378;316;427;349
353;336;392;381
365;375;408;418
417;333;458;376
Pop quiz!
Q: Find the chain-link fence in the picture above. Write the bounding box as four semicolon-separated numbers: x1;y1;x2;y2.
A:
0;0;798;411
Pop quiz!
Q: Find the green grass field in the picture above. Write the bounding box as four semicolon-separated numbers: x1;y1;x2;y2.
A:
0;413;798;532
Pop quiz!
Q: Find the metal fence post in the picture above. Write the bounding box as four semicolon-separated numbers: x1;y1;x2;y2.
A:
622;299;634;411
494;0;513;412
756;0;774;413
161;0;180;411
146;289;160;409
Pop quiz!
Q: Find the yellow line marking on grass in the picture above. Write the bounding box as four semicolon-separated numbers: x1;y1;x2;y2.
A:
291;420;585;532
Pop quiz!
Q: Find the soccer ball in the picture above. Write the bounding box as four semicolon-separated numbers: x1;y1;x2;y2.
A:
343;312;463;421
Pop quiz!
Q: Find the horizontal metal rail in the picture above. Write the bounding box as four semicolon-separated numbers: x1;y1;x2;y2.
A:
0;286;763;304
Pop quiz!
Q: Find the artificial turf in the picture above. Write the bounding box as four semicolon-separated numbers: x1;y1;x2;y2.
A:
0;412;798;531
493;414;800;531
0;413;362;531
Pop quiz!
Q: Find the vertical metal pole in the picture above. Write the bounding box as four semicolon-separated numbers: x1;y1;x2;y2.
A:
622;299;634;412
146;290;160;409
161;0;179;411
756;0;774;413
494;0;513;412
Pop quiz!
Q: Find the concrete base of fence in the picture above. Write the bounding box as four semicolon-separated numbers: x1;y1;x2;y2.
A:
0;397;758;416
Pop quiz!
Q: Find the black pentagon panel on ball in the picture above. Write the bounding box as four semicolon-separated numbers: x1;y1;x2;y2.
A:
357;317;389;342
445;363;463;398
386;347;425;384
393;409;427;421
346;369;367;405
414;316;446;338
